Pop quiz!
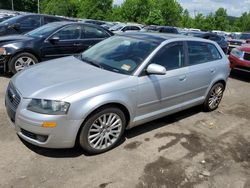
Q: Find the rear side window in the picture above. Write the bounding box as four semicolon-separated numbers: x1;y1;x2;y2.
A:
150;42;184;70
44;16;62;24
82;26;109;39
187;41;222;66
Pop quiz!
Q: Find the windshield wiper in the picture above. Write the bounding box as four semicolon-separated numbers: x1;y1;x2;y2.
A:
81;56;102;68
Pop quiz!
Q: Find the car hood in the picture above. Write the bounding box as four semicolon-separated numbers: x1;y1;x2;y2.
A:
11;56;128;100
0;34;33;44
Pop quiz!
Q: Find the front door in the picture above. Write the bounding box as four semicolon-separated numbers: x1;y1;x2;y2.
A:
41;24;82;60
136;42;188;122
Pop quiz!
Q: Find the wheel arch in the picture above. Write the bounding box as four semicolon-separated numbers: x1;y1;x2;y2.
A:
7;50;41;72
74;102;131;147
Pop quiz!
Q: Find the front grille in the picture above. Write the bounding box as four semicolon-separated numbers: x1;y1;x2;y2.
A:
7;83;21;110
243;52;250;61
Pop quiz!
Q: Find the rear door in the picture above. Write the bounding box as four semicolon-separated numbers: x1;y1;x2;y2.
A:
183;41;223;103
41;24;82;59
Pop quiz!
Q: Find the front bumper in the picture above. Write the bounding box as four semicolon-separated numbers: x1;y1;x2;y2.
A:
229;55;250;73
0;55;10;73
5;93;83;148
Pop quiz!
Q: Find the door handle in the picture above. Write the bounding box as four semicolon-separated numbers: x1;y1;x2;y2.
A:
74;43;81;46
179;75;187;81
210;69;216;74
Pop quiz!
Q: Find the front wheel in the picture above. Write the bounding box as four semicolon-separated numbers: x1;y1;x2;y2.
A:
79;107;126;154
9;52;38;74
203;83;225;111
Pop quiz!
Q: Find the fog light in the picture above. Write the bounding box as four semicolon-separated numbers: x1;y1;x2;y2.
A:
42;122;57;128
36;135;48;142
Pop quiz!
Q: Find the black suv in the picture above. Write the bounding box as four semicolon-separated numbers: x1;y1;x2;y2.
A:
0;14;70;36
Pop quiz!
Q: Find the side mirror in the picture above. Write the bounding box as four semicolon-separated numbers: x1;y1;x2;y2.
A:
146;64;166;75
48;36;60;44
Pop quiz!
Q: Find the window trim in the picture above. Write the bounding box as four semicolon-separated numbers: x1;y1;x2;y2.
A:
185;40;222;67
81;25;110;39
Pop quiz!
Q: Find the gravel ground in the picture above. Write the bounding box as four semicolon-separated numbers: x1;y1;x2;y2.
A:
0;70;249;188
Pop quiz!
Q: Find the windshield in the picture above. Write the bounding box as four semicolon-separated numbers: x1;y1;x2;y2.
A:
238;33;250;40
26;23;59;38
0;15;22;25
81;36;158;75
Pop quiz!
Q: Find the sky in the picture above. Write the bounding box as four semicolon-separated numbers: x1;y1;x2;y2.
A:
113;0;250;17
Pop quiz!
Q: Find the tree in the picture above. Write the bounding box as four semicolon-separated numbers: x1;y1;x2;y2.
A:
235;12;250;32
119;0;151;23
181;9;193;28
0;0;37;13
78;0;113;20
193;13;205;29
156;0;183;26
214;8;229;31
41;0;78;17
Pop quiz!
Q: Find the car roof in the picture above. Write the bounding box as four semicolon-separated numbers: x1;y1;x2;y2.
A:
119;32;188;44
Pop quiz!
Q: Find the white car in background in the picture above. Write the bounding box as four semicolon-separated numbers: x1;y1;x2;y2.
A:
109;23;142;34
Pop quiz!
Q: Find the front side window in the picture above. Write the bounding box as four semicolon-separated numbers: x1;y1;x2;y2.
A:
53;25;81;40
149;42;184;70
187;41;221;66
82;26;109;39
80;36;158;75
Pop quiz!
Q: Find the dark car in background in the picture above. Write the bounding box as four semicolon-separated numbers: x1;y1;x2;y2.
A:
142;26;179;34
157;26;179;34
0;22;113;74
188;32;228;54
0;14;70;36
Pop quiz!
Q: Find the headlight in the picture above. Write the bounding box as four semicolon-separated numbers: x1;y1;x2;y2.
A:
27;99;70;115
0;47;6;55
231;48;244;59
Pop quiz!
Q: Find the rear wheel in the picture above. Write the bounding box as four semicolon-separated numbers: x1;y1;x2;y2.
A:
203;83;225;111
79;107;126;154
9;52;38;74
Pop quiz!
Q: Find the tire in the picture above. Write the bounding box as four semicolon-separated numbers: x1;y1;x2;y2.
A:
9;52;38;74
203;83;225;112
79;107;126;154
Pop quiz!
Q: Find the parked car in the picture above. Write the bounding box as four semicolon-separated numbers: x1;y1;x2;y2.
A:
0;21;113;74
157;26;179;34
109;23;142;33
227;33;250;52
5;33;230;154
0;14;70;36
188;32;228;54
81;19;106;26
229;44;250;73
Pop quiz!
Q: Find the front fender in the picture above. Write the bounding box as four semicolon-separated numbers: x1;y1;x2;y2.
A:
66;88;138;126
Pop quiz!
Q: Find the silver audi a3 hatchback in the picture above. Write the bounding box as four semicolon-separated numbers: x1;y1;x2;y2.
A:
5;33;230;154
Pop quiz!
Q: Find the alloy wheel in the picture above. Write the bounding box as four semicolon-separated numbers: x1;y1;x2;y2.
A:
208;85;224;109
87;113;123;150
15;56;36;72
